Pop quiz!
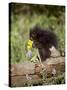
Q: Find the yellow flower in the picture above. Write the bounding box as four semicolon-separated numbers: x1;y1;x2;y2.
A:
27;46;31;50
27;40;33;50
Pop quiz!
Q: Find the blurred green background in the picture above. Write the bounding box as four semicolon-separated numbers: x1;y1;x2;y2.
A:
9;3;65;64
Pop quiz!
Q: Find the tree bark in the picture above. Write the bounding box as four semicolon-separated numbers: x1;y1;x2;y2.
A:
10;57;65;87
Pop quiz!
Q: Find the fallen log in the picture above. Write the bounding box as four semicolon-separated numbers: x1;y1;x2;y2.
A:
10;57;65;87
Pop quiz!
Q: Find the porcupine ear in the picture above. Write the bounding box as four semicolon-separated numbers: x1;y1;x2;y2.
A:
29;25;39;40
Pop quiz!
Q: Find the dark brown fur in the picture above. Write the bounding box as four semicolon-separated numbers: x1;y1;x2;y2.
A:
30;26;58;61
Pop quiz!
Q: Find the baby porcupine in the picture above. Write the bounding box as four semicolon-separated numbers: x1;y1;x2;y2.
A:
30;26;58;61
